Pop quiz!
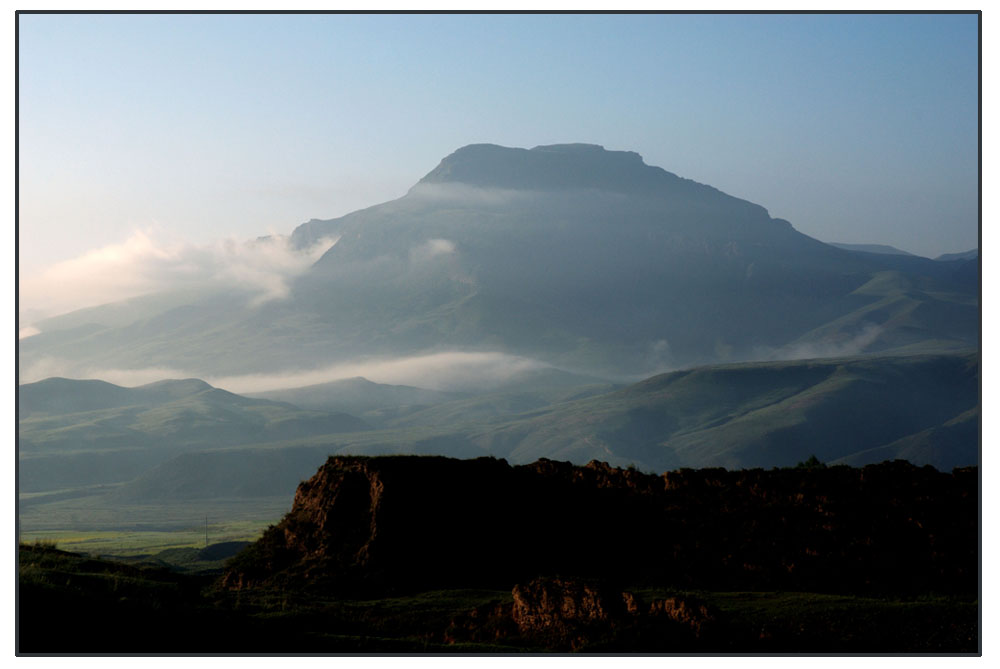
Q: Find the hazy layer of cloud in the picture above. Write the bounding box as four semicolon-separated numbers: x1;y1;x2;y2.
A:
409;238;456;263
213;351;548;393
757;323;884;361
39;364;194;389
19;230;338;323
19;351;550;394
408;182;532;207
643;338;673;374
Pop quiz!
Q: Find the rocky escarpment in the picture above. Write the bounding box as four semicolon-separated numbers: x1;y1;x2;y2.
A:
445;577;718;651
222;456;977;597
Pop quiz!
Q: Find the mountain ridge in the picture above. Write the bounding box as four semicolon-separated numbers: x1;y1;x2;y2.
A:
20;142;979;381
414;143;743;201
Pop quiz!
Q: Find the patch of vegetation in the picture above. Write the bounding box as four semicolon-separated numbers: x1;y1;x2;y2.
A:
17;544;977;654
795;454;827;469
18;495;289;556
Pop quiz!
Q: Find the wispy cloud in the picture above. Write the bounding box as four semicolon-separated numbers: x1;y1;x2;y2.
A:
18;229;337;323
18;326;41;340
756;323;884;361
408;182;532;206
19;351;550;394
210;351;548;393
409;238;457;263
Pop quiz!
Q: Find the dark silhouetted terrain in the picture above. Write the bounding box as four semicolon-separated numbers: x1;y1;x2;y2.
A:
19;457;978;653
223;455;977;598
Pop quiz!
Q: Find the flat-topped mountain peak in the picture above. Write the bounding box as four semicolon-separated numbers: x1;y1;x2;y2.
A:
415;142;693;194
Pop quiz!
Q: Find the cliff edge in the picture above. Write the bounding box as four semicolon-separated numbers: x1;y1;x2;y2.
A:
223;455;977;597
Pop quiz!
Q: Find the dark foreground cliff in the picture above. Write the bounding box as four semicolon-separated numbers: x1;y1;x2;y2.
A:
223;455;978;598
19;456;979;654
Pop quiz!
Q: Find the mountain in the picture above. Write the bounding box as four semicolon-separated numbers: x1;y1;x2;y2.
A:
20;143;978;383
376;373;620;430
19;377;218;417
246;377;464;416
935;249;978;262
828;243;916;256
18;377;371;492
248;368;617;428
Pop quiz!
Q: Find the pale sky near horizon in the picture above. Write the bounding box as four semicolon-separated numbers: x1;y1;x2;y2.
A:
17;12;980;319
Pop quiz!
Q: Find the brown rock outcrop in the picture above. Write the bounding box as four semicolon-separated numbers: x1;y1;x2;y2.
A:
648;596;716;638
223;455;978;597
445;577;720;651
511;578;633;636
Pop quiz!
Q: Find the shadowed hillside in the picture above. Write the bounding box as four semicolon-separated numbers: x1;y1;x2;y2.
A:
469;351;979;472
223;455;978;599
68;352;976;507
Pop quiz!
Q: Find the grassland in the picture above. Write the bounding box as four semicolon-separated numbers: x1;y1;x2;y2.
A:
18;494;288;557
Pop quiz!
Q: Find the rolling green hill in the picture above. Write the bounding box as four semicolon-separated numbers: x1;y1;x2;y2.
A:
829;242;915;256
18;377;371;492
467;351;979;472
246;376;464;416
86;351;978;505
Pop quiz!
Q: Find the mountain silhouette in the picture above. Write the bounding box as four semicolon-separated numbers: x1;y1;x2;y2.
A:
22;143;978;380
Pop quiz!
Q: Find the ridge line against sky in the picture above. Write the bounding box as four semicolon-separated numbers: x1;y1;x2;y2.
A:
11;9;986;329
18;12;976;278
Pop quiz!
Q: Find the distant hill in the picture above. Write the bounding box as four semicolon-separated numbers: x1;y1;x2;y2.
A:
378;383;619;430
935;249;978;262
836;407;979;467
19;377;217;417
828;243;916;256
18;377;371;491
249;368;618;428
247;377;464;416
466;351;979;472
103;351;978;505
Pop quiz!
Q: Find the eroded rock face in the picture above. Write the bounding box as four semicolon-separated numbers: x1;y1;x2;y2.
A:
446;577;719;651
511;578;633;637
648;596;716;638
222;455;978;597
282;460;384;564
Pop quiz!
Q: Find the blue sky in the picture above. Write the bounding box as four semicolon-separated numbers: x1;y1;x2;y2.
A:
18;12;979;282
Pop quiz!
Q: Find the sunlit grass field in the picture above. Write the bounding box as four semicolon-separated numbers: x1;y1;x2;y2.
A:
18;494;289;556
